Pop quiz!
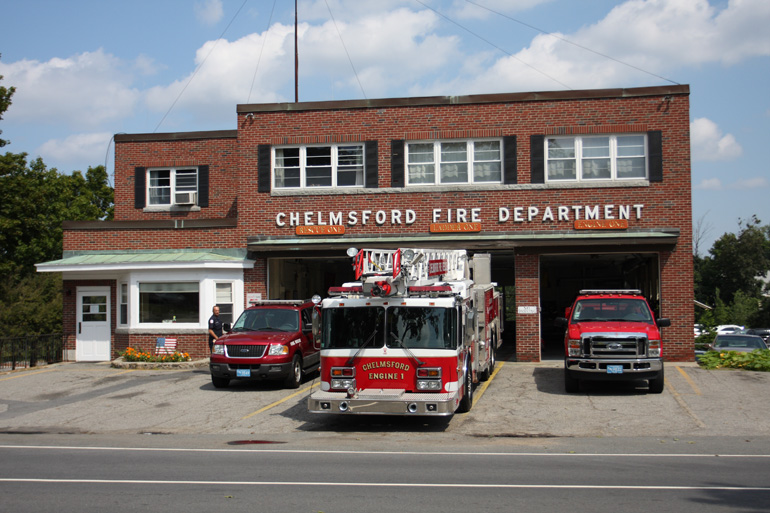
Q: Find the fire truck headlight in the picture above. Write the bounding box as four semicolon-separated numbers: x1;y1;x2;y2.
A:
331;378;356;390
568;339;581;356
268;344;289;356
648;340;661;357
416;368;441;390
417;380;442;391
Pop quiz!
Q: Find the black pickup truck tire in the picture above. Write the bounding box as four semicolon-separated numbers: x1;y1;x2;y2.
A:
648;367;665;394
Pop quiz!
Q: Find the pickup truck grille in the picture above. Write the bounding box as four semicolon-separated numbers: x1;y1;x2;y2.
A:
583;336;647;358
225;344;267;358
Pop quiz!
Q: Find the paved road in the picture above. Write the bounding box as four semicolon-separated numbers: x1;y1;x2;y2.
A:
1;345;769;440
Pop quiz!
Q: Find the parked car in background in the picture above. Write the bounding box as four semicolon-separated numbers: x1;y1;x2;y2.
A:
715;324;744;334
709;334;768;353
745;328;770;343
694;324;705;337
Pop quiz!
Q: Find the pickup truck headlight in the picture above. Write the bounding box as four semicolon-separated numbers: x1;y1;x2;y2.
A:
268;344;289;356
567;339;581;356
648;340;661;357
212;344;225;355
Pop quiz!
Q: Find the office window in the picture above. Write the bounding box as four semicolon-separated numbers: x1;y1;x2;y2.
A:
148;167;198;205
406;140;502;186
546;135;647;182
119;283;128;325
139;282;199;323
274;144;364;189
215;282;234;325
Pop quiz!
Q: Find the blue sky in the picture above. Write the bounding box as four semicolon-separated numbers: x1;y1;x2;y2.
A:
1;0;768;252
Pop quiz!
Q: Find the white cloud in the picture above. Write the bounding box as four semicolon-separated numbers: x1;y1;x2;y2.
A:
731;177;769;189
696;178;723;190
0;50;140;130
194;0;224;26
691;117;742;162
36;132;114;172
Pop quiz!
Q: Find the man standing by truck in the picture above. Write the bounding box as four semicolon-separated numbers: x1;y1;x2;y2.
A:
208;305;223;352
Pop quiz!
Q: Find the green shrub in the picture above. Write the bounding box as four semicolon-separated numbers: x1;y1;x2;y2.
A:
697;349;770;371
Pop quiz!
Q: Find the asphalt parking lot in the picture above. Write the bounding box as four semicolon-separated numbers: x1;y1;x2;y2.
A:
1;346;769;440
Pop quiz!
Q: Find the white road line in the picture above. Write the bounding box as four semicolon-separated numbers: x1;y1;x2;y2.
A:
1;445;770;458
0;477;768;491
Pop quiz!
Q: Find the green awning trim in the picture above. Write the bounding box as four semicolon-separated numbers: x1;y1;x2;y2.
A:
36;250;254;272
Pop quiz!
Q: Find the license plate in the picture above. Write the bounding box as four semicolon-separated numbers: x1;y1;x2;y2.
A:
236;369;251;378
607;365;623;374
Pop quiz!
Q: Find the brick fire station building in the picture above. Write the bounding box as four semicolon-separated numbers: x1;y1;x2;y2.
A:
37;84;694;363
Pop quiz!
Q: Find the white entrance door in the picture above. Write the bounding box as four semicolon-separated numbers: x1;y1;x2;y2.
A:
76;287;111;361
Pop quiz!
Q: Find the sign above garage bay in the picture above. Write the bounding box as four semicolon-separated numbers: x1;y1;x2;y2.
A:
276;204;644;234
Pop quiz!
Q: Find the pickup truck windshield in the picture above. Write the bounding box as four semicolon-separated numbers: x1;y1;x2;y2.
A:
572;298;653;324
231;309;299;332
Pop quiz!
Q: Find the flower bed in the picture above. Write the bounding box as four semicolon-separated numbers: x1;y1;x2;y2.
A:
120;347;191;363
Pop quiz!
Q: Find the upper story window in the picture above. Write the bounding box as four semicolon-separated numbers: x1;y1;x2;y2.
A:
148;167;198;205
406;140;502;186
274;144;364;189
546;135;647;182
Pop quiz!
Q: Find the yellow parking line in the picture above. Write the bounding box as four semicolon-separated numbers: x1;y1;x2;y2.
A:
0;367;59;381
474;361;505;404
675;366;702;395
241;382;320;420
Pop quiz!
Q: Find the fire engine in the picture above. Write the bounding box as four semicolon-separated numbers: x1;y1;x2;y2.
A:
307;247;502;416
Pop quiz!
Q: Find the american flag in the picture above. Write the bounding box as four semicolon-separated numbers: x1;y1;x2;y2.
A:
156;337;177;355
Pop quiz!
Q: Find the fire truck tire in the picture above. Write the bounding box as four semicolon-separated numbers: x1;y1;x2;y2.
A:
648;367;665;394
457;362;474;413
564;366;580;393
211;376;230;389
284;354;303;389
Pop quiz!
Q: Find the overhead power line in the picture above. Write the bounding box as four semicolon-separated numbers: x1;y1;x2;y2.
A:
324;0;367;99
463;0;680;86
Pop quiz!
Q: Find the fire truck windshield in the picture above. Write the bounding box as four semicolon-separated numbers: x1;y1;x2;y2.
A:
323;307;385;349
387;307;457;349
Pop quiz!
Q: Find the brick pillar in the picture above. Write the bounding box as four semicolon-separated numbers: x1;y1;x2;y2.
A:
515;252;541;362
659;249;695;361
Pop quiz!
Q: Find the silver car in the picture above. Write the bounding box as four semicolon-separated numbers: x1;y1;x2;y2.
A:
710;334;768;353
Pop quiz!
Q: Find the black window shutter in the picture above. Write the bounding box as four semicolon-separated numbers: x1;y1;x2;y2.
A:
258;144;271;193
134;167;146;209
530;135;545;184
502;135;517;184
648;130;663;182
198;165;209;207
365;140;378;188
391;139;405;188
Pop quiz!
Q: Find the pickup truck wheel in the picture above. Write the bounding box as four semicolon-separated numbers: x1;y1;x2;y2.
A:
211;376;229;389
457;361;474;413
564;366;580;393
284;354;302;389
648;368;665;394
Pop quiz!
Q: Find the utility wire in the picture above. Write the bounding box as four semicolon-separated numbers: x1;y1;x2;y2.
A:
154;0;249;132
413;0;572;90
247;0;278;104
324;0;367;99
464;0;680;86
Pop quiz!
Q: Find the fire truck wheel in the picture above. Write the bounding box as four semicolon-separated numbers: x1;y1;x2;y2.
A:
211;376;230;389
284;354;303;389
564;366;580;393
457;362;473;413
648;367;665;394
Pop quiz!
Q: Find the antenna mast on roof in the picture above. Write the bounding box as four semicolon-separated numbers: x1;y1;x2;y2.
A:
294;0;299;102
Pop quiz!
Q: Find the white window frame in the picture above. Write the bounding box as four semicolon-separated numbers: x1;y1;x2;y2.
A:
545;134;648;182
147;167;199;206
405;139;502;186
273;144;365;189
215;282;234;325
119;282;128;326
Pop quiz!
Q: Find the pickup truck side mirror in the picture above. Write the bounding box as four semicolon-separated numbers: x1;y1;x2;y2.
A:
554;317;568;328
657;318;671;328
223;323;231;333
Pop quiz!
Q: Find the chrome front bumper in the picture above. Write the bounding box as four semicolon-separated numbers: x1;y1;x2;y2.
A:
308;389;458;416
565;358;663;376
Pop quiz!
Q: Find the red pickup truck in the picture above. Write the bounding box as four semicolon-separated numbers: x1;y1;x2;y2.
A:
209;300;319;389
555;289;670;394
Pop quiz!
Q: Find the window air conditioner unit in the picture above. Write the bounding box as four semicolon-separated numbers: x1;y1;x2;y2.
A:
174;192;197;205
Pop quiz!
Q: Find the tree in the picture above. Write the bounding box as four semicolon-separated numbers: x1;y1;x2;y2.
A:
0;53;16;147
697;216;770;307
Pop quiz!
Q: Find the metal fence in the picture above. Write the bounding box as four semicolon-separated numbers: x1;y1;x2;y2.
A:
0;333;64;371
